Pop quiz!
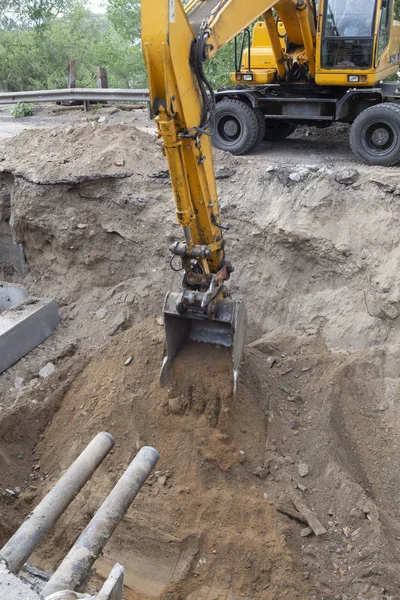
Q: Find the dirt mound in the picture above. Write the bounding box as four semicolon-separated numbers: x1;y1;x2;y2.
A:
0;123;166;184
169;341;233;433
20;317;304;600
4;316;400;600
0;118;238;186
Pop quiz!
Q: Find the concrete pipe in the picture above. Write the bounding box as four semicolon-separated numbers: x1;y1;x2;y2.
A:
0;432;115;574
42;446;159;597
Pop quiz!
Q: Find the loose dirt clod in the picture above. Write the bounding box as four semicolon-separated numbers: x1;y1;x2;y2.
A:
298;463;309;477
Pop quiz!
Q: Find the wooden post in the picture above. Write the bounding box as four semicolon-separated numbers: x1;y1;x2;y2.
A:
68;60;76;89
96;67;108;89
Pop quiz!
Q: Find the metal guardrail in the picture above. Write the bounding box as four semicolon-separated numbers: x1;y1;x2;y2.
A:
0;88;150;109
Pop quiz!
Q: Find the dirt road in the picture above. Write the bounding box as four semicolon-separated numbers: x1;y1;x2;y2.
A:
0;114;74;139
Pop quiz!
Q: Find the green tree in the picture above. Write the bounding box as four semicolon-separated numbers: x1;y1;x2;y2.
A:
0;2;147;91
0;0;73;28
107;0;140;41
205;42;236;88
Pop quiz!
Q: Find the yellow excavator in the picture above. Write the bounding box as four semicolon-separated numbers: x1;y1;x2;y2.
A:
141;0;400;390
211;0;400;162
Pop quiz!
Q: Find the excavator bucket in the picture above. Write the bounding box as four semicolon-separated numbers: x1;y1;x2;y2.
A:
160;292;247;393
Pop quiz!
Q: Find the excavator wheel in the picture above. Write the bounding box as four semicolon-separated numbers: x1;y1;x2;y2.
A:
350;103;400;166
212;99;265;155
254;108;267;148
264;119;297;142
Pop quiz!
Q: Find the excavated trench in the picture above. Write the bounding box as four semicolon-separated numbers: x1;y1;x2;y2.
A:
1;123;400;599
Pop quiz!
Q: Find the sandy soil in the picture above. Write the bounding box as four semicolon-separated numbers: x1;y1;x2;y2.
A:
1;110;400;599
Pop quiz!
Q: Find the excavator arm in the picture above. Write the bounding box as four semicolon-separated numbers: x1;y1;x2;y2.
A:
141;0;314;389
186;0;314;64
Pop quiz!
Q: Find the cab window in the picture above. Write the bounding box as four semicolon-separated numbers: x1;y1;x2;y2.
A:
321;0;377;68
377;0;393;57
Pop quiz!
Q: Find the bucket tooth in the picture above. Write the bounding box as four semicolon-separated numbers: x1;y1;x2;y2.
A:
160;292;247;393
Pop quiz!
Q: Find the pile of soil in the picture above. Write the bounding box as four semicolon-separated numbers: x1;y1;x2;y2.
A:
0;123;166;184
23;318;304;600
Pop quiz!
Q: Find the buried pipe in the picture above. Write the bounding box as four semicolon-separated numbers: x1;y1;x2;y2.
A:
0;432;115;574
98;562;125;600
44;564;125;600
42;446;160;598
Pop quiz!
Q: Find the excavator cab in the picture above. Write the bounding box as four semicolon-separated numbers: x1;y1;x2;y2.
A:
317;0;400;85
321;0;377;69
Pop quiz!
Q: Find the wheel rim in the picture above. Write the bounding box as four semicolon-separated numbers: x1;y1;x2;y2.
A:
361;119;397;156
216;114;243;145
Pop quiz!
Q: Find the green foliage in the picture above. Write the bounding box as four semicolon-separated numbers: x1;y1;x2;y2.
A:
205;41;235;89
107;0;140;41
0;0;245;96
0;0;73;29
10;101;34;116
19;0;73;28
0;2;147;91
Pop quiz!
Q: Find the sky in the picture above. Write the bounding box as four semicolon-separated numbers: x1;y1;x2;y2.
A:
87;0;107;14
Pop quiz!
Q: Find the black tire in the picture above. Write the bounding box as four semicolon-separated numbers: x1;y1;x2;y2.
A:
350;103;400;166
212;99;265;155
254;108;267;148
264;120;297;142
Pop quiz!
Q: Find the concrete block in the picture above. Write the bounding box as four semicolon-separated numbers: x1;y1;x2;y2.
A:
0;297;59;374
0;561;41;600
98;563;124;600
0;221;27;278
0;282;28;310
